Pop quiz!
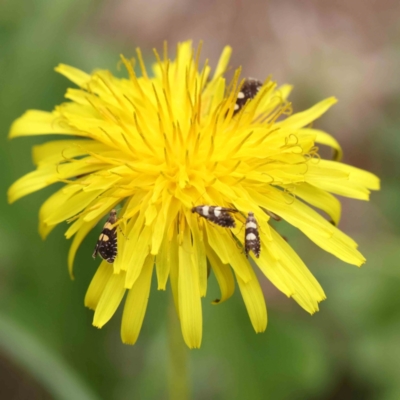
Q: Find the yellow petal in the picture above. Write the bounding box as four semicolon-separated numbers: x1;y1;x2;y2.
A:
38;185;80;239
178;223;202;349
169;231;180;317
93;272;126;328
311;233;366;267
150;195;180;255
205;224;252;283
249;187;365;266
156;233;175;290
9;110;76;138
213;46;232;79
84;261;114;310
299;128;343;161
8;167;59;204
308;178;371;200
82;196;121;222
125;226;152;288
68;215;104;278
121;254;154;345
8;159;106;204
256;235;294;298
150;203;168;255
33;140;110;166
276;84;293;101
235;265;267;333
54;64;90;87
269;228;326;312
291;183;341;225
277;97;338;130
188;213;207;297
205;243;235;304
117;211;146;272
44;189;103;226
318;160;380;190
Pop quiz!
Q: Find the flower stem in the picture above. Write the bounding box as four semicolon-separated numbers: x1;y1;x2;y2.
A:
167;298;190;400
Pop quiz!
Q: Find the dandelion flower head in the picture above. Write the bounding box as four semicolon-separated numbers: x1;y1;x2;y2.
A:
8;41;380;348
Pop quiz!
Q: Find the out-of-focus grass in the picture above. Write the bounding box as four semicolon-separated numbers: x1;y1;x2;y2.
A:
1;1;399;400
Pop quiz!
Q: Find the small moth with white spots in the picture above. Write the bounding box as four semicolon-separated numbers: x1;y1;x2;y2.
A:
92;209;118;263
234;78;263;115
191;205;237;228
245;211;261;258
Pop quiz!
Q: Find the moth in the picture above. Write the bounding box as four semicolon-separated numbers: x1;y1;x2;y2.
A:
244;211;261;258
191;205;238;228
233;78;263;115
92;209;118;263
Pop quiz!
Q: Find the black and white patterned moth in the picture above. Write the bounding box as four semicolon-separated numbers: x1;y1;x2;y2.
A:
191;205;237;228
244;211;261;258
92;209;118;263
234;78;263;115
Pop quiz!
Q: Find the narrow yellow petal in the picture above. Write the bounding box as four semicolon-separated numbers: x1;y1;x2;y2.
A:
291;183;341;225
33;140;110;166
8;159;106;204
205;224;252;283
125;226;152;288
299;128;343;161
205;243;235;304
311;233;366;267
8;167;58;204
205;76;226;117
306;177;371;200
121;255;154;345
258;223;324;314
256;235;295;298
269;228;326;309
117;213;145;272
44;189;103;226
179;224;202;349
276;84;293;101
188;213;207;297
54;64;90;87
9;110;76;138
249;187;365;266
150;204;168;255
150;195;179;255
82;196;121;222
68;215;103;278
112;217;127;275
277;97;338;130
235;266;267;333
319;160;380;190
156;234;173;290
93;272;126;328
84;261;114;310
203;223;231;263
213;46;232;79
38;185;80;239
169;233;180;318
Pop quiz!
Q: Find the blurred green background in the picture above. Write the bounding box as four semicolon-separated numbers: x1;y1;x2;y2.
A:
1;0;398;399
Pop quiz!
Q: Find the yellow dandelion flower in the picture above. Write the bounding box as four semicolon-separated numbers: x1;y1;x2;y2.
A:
8;41;380;349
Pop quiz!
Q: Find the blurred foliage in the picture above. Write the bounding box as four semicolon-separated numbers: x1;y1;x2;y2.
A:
1;1;399;399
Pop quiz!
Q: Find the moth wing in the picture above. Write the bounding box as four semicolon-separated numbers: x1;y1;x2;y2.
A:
92;241;100;259
98;231;117;263
208;212;236;228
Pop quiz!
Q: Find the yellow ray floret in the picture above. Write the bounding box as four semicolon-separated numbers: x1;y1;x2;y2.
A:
8;40;380;348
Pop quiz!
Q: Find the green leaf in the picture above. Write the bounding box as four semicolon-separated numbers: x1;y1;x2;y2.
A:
0;313;100;400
